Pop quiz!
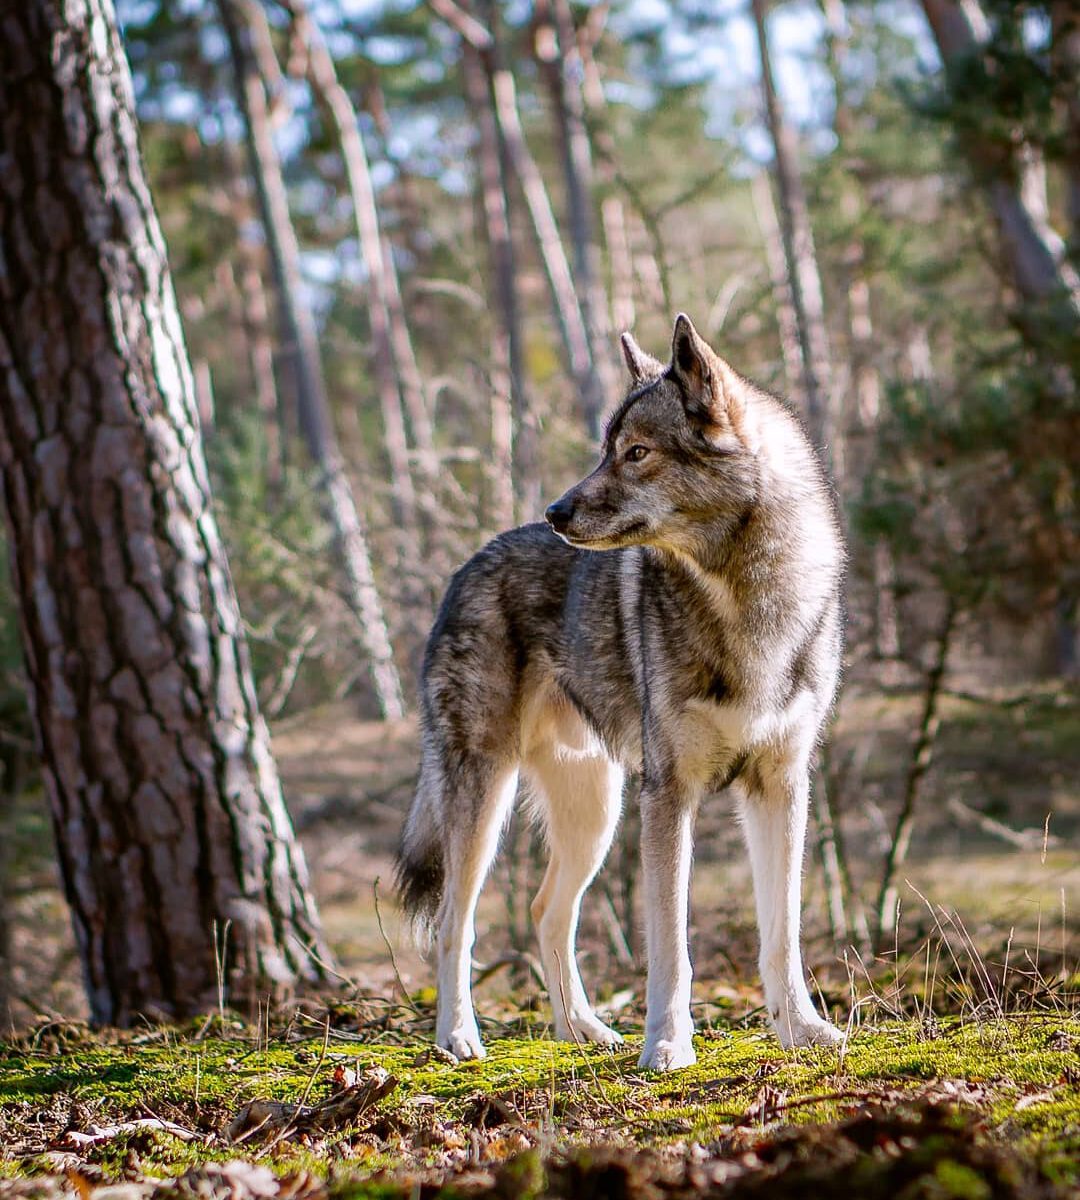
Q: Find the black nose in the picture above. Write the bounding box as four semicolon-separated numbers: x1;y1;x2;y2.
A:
545;496;575;533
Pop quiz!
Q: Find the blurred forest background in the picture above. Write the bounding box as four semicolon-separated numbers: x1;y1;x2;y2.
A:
0;0;1077;1030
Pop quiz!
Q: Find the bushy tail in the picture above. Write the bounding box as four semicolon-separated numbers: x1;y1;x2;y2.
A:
395;763;444;936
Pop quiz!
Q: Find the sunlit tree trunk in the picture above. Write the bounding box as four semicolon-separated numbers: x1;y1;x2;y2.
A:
1050;2;1080;253
821;0;900;669
0;0;335;1023
0;744;21;1030
534;0;617;411
237;243;286;491
451;4;541;520
751;170;805;398
487;39;602;442
285;0;442;539
434;0;601;443
463;44;518;530
751;0;833;453
921;0;1080;317
577;7;636;334
218;0;405;718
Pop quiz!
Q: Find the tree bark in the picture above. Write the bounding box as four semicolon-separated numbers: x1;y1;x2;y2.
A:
1050;2;1080;253
432;0;602;445
577;6;636;334
441;2;544;523
466;45;529;523
921;0;1080;317
283;0;442;535
0;743;22;1031
751;0;833;452
821;0;900;668
237;242;286;491
534;0;617;411
218;0;405;718
491;63;603;442
0;0;335;1023
751;170;805;399
875;600;957;944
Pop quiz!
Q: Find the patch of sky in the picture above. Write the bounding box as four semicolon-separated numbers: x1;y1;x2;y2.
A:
371;160;396;191
608;0;937;172
160;87;203;125
439;166;470;196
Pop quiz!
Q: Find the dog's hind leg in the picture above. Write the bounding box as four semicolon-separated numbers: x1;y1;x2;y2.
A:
436;759;519;1060
526;749;624;1047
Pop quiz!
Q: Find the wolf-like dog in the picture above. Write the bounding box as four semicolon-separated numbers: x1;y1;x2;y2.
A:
397;314;845;1071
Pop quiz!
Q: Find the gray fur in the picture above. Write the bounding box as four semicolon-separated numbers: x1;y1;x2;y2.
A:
397;314;846;1069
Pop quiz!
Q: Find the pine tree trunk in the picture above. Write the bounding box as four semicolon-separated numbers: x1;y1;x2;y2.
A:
921;0;1080;316
1050;2;1080;252
535;0;618;412
284;0;441;540
0;745;21;1030
577;8;636;333
0;0;334;1023
469;0;602;443
237;243;286;491
465;45;524;525
751;170;805;400
751;0;833;453
218;0;405;719
459;17;539;520
822;0;900;668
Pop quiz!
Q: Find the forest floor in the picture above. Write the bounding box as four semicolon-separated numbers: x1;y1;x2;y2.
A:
0;1009;1078;1198
1;678;1078;1196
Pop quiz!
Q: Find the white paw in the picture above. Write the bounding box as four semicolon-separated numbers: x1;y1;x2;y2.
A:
774;1011;844;1050
439;1026;486;1060
638;1037;696;1071
556;1014;624;1048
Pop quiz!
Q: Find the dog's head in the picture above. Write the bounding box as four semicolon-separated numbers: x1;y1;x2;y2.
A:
545;314;759;553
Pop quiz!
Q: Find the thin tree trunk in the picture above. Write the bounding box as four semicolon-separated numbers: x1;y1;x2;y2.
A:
0;745;21;1032
226;142;290;483
434;0;601;442
535;0;617;408
751;170;805;397
875;600;957;944
241;0;418;551
0;0;335;1022
812;766;849;945
218;0;405;719
237;244;286;491
822;0;900;669
577;7;636;333
751;0;833;453
459;0;602;443
602;196;635;335
921;0;1080;317
489;56;601;441
284;0;441;531
460;19;539;519
1050;2;1080;253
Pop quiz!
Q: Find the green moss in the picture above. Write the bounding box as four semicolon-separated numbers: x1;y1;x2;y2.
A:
1;1016;1076;1187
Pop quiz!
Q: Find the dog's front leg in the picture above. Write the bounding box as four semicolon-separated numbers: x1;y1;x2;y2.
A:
639;780;698;1070
740;763;844;1049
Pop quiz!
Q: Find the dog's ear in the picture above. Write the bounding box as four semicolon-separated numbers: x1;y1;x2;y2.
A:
669;313;744;431
620;331;663;384
669;313;714;402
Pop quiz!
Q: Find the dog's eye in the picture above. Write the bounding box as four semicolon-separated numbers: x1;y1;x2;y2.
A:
625;445;650;463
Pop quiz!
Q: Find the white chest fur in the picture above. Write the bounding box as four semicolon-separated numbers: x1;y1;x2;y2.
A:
674;686;816;789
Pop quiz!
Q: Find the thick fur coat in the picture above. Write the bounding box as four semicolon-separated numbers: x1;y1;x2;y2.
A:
398;314;845;1070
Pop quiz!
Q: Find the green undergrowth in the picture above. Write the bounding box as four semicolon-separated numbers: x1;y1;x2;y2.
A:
0;1013;1077;1194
